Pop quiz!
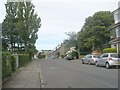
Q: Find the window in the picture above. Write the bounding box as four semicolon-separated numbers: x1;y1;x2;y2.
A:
87;55;92;58
93;55;99;58
113;8;120;24
110;54;120;58
102;54;108;57
116;27;120;37
110;29;116;38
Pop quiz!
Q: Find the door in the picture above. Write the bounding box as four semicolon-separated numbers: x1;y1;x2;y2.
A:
100;54;108;66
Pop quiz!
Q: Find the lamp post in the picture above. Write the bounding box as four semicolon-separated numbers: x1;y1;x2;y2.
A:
77;35;80;59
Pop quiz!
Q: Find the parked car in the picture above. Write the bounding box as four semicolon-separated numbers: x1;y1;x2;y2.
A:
82;54;99;65
95;53;120;69
66;54;74;60
50;56;56;59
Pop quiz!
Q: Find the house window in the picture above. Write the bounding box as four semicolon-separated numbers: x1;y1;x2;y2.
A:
113;8;120;24
116;26;120;37
110;29;116;38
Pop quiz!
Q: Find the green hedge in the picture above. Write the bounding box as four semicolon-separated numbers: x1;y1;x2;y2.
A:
18;51;33;61
2;51;16;79
11;56;16;71
71;51;79;59
18;54;30;67
103;48;117;53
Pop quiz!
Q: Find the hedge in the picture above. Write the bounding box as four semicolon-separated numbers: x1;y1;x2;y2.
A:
103;48;117;53
71;51;79;59
2;51;16;79
18;54;30;67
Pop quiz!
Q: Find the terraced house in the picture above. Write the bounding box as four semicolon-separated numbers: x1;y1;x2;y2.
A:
109;1;120;53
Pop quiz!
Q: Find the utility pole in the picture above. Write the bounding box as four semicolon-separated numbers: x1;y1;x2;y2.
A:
77;35;80;59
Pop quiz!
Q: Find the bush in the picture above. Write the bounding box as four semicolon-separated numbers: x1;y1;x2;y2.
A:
18;54;30;67
71;51;79;59
103;48;117;53
11;56;16;72
2;51;16;79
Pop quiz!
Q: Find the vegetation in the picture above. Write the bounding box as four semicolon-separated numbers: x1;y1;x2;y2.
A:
103;48;117;53
64;32;78;50
2;2;41;53
38;52;46;59
64;11;114;55
2;51;16;80
18;54;30;67
77;11;114;52
71;51;79;59
2;1;41;80
56;52;60;58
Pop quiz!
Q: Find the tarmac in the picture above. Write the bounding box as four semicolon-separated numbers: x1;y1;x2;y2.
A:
2;59;42;88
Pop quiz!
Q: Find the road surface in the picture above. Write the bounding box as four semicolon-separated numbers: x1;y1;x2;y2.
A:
39;58;118;88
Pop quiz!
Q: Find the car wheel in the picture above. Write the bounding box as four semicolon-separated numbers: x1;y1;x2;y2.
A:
106;63;110;69
82;60;84;64
95;62;98;67
88;61;91;65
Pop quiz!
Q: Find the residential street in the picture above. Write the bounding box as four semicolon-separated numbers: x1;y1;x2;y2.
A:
2;58;118;88
39;59;118;88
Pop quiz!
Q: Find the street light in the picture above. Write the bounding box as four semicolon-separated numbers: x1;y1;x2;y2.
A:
77;35;80;59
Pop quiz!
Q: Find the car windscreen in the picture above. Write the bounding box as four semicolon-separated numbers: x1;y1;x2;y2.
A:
110;54;120;58
93;55;99;58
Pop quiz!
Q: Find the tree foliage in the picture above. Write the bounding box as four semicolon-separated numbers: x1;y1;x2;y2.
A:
77;11;114;52
2;1;41;53
64;31;78;49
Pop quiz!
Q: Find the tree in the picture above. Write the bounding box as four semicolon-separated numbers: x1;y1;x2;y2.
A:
64;31;78;49
38;52;46;59
77;11;114;53
2;1;41;53
16;2;41;51
2;2;18;51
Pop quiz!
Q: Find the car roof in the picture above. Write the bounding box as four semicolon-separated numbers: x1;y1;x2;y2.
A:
103;53;118;54
85;54;98;56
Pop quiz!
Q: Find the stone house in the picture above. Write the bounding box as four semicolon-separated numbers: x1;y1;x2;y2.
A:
109;1;120;53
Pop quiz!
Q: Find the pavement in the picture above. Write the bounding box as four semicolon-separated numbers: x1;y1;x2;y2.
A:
2;59;42;88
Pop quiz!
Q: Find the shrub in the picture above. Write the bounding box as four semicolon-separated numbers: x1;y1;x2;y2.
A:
11;56;16;72
2;51;16;79
71;51;79;59
103;48;117;53
18;54;30;67
17;51;33;61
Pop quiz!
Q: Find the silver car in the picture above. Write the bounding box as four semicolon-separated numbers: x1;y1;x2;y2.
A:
82;54;99;65
95;53;120;69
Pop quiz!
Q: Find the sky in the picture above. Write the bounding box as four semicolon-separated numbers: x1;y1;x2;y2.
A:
0;0;120;51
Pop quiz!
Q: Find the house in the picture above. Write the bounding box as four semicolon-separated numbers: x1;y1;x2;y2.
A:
48;43;69;58
41;50;53;59
109;1;120;53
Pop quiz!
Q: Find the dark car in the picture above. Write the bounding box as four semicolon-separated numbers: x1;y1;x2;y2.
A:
66;54;74;60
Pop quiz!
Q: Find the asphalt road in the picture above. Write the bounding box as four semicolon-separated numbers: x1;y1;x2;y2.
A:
39;58;118;88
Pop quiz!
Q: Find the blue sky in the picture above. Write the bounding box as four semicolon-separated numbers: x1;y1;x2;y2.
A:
0;0;120;50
